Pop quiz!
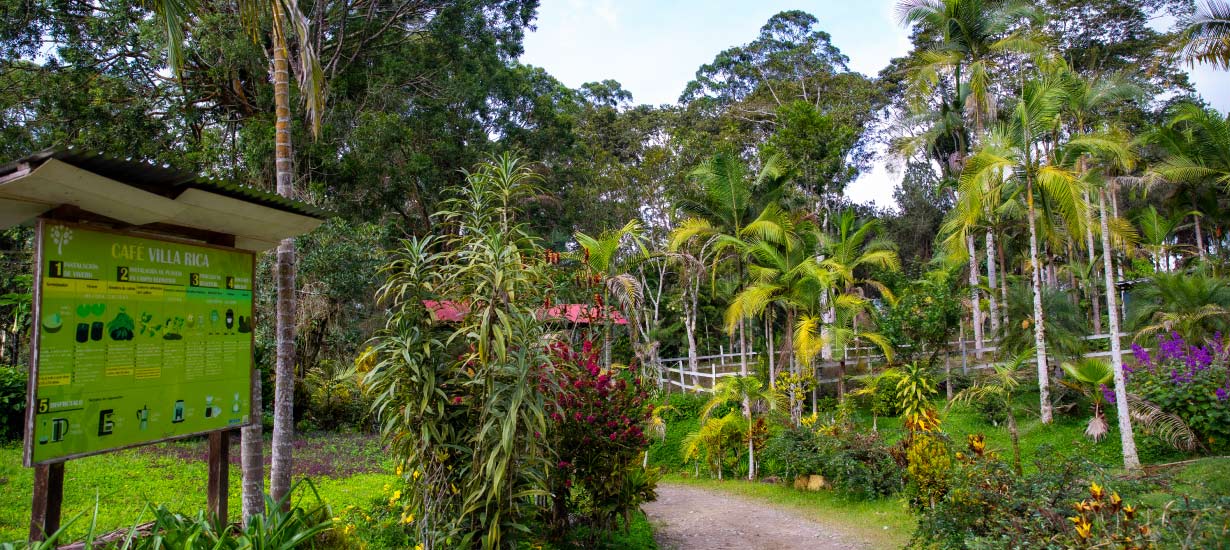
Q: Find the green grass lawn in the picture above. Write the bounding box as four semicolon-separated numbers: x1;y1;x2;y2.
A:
0;432;397;543
661;474;914;549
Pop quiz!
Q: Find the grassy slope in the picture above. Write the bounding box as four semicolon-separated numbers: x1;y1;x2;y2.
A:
0;435;397;543
661;474;914;549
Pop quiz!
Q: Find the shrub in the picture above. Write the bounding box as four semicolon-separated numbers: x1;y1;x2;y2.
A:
0;366;26;441
546;340;657;532
910;444;1103;549
762;424;904;499
1128;332;1230;450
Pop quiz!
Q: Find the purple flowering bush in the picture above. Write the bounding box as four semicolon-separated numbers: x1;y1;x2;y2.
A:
1128;332;1230;449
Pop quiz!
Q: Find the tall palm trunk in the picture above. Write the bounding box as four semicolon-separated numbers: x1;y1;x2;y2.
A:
1027;181;1053;424
967;235;983;357
1083;189;1103;334
745;398;754;480
986;231;1000;336
1100;189;1140;470
241;369;263;524
270;8;297;506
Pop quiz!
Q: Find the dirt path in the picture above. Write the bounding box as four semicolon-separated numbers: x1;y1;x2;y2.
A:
642;483;873;550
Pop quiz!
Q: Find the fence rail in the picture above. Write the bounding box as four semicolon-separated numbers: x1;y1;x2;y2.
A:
656;333;1133;393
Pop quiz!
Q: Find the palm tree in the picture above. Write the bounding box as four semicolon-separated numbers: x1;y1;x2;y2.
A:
955;77;1088;424
949;353;1031;474
145;0;325;516
722;205;823;388
575;219;649;367
896;0;1042;352
1149;103;1230;259
673;153;791;377
701;376;774;480
681;412;744;480
814;210;900;397
1173;0;1230;70
1061;358;1198;454
1136;206;1186;272
1128;272;1230;341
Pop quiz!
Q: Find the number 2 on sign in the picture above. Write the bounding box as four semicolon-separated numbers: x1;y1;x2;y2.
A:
117;266;129;282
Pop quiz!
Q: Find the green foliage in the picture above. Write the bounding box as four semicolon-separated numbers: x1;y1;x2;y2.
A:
879;270;962;365
849;368;905;418
909;445;1106;549
1126;272;1230;342
363;155;554;549
2;482;332;550
896;362;939;432
0;366;26;441
761;424;905;499
680;412;745;479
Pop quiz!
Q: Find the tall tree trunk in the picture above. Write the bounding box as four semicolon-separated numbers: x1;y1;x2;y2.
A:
766;313;775;389
999;243;1009;329
986;231;1000;336
241;368;264;524
1027;182;1053;424
967;234;983;357
739;319;747;376
1083;189;1103;334
1100;189;1140;470
745;399;754;480
270;8;297;507
1193;208;1206;261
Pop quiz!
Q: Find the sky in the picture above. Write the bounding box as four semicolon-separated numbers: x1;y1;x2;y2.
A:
520;0;1230;209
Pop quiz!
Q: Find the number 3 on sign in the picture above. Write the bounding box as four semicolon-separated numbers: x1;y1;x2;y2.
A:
117;266;129;282
190;273;200;287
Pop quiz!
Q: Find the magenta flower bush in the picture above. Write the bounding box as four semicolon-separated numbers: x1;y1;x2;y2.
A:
543;340;656;532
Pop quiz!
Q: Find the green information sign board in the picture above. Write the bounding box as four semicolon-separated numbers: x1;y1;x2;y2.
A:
25;221;254;465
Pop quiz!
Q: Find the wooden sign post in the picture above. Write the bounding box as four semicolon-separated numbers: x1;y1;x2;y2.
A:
0;150;326;543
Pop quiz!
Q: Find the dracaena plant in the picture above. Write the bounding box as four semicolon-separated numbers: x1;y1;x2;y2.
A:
364;153;555;550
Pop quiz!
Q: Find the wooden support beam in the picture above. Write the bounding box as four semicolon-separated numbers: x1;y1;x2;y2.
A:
29;462;64;541
207;431;230;528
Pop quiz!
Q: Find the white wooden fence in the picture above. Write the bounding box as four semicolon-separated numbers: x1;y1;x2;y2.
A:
657;333;1134;393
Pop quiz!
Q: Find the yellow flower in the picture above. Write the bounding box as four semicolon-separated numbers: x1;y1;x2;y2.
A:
396;464;404;476
415;545;424;550
1090;481;1105;501
383;483;392;493
332;516;341;523
1073;516;1092;540
1123;503;1136;520
401;512;415;525
389;490;402;505
413;469;422;481
342;524;356;536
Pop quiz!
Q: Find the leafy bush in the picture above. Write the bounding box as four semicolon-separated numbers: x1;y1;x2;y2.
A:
2;483;331;550
0;366;26;441
1128;332;1230;450
546;340;657;532
762;424;904;499
300;358;369;432
910;444;1104;549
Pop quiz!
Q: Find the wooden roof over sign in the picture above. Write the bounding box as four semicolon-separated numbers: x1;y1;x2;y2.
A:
0;148;329;251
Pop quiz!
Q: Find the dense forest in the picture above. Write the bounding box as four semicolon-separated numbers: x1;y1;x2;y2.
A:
3;1;1230;547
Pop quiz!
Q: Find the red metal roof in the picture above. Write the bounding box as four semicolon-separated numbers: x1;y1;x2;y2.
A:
423;300;626;325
